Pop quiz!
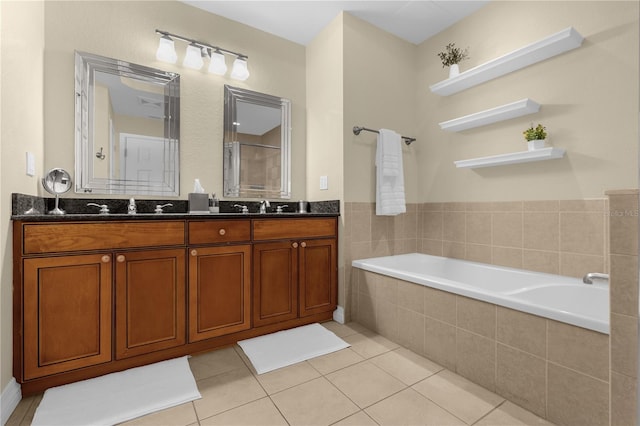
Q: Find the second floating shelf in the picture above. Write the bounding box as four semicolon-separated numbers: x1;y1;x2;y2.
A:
439;98;540;132
454;147;566;169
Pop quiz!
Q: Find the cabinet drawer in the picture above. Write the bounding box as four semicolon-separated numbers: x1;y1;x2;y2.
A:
22;221;185;254
189;220;251;244
253;218;336;241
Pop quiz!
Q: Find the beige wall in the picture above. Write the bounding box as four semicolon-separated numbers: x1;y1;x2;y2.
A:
416;1;639;202
43;0;307;200
1;0;45;394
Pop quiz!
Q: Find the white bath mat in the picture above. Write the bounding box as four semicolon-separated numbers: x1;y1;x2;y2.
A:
238;323;350;374
32;356;201;426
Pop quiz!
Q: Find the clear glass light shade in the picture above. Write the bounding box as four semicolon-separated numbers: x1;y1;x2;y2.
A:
230;57;250;81
156;36;177;64
183;43;204;70
208;50;227;75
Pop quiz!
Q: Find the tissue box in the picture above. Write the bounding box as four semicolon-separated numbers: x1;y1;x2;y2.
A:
188;193;209;214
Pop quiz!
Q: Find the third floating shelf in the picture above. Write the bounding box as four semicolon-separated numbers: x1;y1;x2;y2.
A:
454;147;566;169
439;98;540;132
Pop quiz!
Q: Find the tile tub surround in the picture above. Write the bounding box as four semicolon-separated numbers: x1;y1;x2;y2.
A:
351;268;610;425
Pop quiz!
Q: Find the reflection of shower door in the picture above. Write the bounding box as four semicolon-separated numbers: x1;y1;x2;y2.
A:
120;133;165;185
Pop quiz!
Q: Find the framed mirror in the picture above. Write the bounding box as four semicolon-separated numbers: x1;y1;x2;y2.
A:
75;51;180;195
223;85;291;199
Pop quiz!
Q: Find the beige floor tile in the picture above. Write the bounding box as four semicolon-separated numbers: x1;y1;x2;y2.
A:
369;347;443;385
343;331;399;359
326;362;406;408
476;402;553;426
412;370;504;424
271;377;359;426
255;361;321;394
322;321;370;337
199;397;287;426
307;348;365;375
189;346;248;380
194;368;267;420
120;402;198;426
332;410;379;425
365;388;465;426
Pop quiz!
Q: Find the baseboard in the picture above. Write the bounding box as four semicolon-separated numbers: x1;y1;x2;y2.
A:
1;378;21;426
332;306;345;324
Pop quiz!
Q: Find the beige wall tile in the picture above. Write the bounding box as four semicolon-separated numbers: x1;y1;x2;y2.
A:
371;214;391;244
378;276;398;304
424;287;457;325
397;308;426;355
443;241;466;259
611;371;638;426
466;244;492;264
457;297;496;339
611;313;638;378
350;241;372;261
523;212;559;251
466;202;493;212
524;200;560;212
443;202;466;212
352;210;372;243
547;321;609;381
560;252;605;279
493;212;523;248
610;254;639;316
422;202;444;212
397;280;425;314
400;211;418;239
443;211;465;242
560;212;605;255
420;239;443;256
547;363;609;426
360;271;379;298
491;201;523;212
496;308;546;358
492;247;523;269
425;318;457;371
376;299;398;341
422;211;443;240
522;250;560;275
370;239;392;257
466;212;492;245
356;293;377;332
455;329;496;392
495;344;546;419
609;195;639;256
560;199;606;212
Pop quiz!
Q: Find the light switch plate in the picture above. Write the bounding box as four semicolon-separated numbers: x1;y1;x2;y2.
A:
319;175;328;190
26;152;35;176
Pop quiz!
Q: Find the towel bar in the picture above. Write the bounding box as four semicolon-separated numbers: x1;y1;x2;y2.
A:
353;126;415;145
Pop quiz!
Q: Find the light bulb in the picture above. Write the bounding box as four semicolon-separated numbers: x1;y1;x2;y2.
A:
156;35;177;64
230;57;250;81
208;50;227;75
183;43;204;70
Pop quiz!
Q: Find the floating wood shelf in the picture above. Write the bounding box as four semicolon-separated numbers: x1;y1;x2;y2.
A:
454;147;566;169
439;98;540;132
430;27;584;96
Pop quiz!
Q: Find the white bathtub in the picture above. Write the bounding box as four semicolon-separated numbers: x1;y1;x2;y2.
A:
352;253;609;334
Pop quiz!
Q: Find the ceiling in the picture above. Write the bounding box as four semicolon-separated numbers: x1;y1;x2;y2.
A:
180;1;489;46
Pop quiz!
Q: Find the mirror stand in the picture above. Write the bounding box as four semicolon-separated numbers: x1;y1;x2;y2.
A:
42;168;72;215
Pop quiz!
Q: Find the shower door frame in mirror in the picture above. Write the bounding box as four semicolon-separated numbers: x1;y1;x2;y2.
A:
223;85;291;199
75;51;180;195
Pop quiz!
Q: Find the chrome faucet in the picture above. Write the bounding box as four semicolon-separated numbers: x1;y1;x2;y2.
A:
154;203;173;214
259;200;270;214
583;272;609;284
87;203;109;214
128;198;137;215
234;204;249;214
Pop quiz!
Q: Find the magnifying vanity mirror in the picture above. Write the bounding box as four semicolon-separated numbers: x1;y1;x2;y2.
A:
75;51;180;195
42;168;72;214
223;85;291;199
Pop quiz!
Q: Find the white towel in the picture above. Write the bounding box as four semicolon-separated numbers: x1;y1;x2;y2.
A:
376;129;406;216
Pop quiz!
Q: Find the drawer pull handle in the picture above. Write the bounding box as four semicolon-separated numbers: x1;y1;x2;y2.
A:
301;242;307;248
116;255;125;263
101;255;110;263
191;249;198;257
292;242;299;248
219;229;226;236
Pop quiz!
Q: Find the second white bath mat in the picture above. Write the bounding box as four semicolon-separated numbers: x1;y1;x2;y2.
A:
238;323;350;374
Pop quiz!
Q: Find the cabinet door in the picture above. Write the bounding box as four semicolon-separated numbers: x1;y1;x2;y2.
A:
23;254;112;380
115;249;186;359
188;245;251;342
299;238;337;317
253;241;298;327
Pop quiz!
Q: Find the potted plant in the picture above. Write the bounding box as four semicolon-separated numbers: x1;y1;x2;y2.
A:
437;43;469;78
523;123;547;151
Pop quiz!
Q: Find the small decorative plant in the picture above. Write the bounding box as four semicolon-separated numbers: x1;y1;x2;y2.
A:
437;43;469;68
523;123;547;141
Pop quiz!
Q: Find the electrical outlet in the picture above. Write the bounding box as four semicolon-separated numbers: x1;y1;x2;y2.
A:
319;175;328;190
26;152;35;176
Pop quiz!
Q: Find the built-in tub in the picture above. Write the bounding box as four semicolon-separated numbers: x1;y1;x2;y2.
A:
352;253;609;334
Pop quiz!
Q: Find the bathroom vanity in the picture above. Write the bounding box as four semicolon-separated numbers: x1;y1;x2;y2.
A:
12;212;338;394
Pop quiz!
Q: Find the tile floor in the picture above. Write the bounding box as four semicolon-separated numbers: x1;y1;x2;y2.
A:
7;321;554;426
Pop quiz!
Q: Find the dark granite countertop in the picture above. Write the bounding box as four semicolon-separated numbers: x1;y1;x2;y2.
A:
12;212;339;222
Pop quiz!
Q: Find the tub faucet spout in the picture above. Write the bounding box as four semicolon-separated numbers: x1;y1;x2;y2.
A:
583;272;609;284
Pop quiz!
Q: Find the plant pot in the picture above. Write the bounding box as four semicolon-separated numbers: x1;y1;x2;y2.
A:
527;140;546;151
448;64;460;78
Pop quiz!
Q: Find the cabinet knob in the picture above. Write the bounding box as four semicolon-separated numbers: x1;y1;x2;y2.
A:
101;255;110;263
191;249;198;257
300;242;307;248
219;228;226;236
292;242;299;248
116;255;125;263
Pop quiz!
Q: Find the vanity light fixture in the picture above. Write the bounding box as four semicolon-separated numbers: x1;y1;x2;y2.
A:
155;29;249;80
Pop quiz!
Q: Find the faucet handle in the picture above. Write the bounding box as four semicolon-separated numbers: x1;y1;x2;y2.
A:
155;203;173;214
87;203;109;214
